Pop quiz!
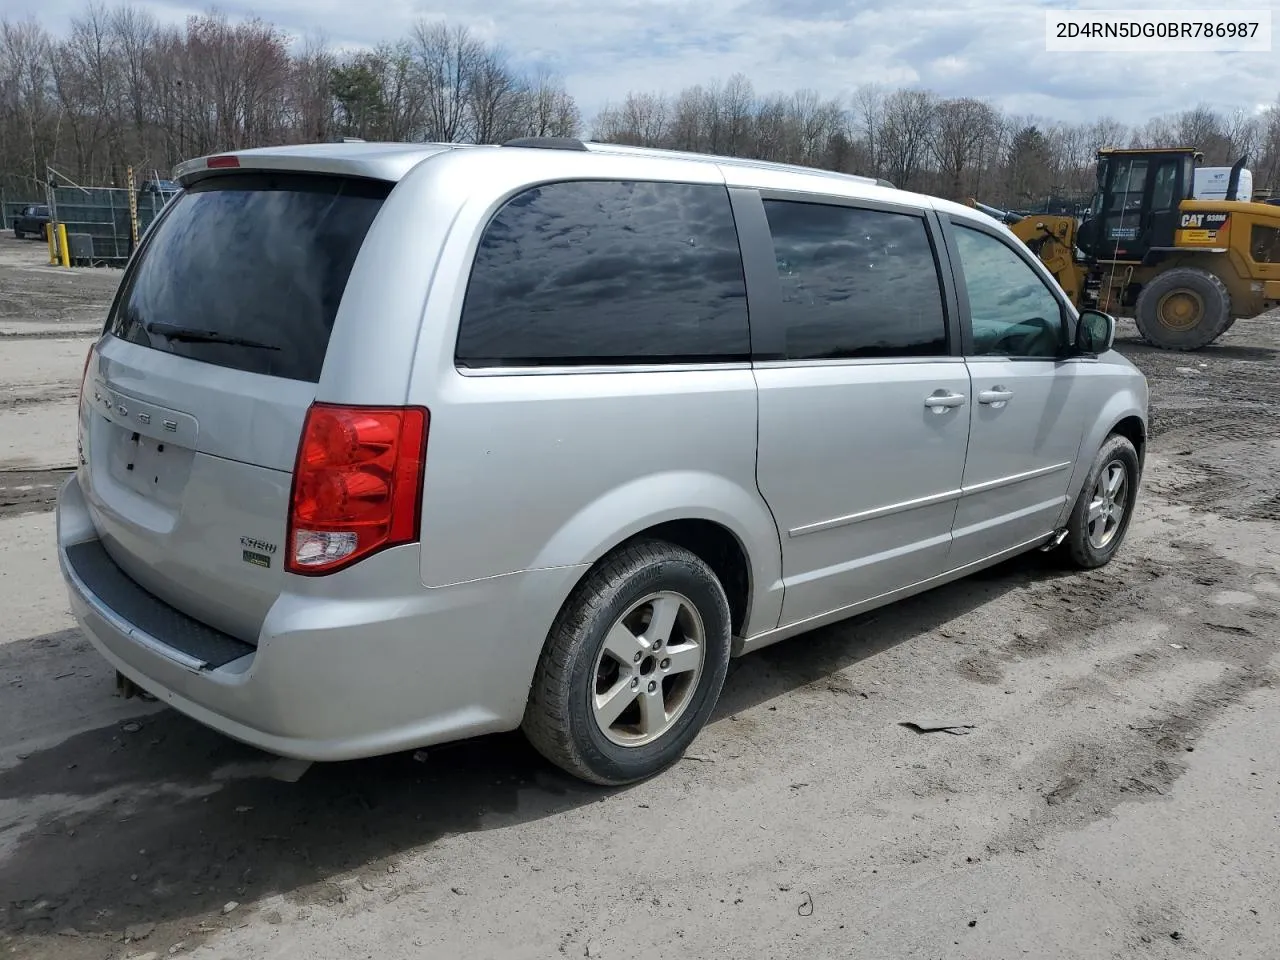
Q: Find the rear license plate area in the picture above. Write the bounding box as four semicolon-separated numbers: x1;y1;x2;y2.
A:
107;426;190;501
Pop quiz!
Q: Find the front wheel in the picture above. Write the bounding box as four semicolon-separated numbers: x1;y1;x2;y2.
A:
1062;434;1140;569
1133;267;1232;350
522;539;732;786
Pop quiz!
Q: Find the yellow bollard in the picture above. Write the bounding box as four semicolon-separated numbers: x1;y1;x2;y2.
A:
47;222;57;265
57;223;70;268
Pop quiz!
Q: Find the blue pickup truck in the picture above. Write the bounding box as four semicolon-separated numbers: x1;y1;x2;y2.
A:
11;204;51;240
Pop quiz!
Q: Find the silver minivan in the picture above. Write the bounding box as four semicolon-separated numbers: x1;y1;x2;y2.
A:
56;138;1148;785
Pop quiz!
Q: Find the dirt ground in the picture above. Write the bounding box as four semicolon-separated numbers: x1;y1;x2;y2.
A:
1;232;1278;960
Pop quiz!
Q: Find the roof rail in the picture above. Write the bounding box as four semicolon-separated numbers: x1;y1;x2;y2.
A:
501;136;588;151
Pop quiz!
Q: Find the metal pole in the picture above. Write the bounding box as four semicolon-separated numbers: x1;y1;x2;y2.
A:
127;166;139;250
46;166;58;264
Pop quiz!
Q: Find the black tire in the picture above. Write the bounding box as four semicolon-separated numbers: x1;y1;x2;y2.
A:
1063;433;1141;570
522;539;732;786
1133;267;1232;350
12;228;22;240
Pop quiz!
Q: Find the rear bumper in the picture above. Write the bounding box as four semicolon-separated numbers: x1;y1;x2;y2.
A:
57;472;586;762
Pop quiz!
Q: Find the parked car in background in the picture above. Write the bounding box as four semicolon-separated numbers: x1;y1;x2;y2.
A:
57;139;1149;787
12;204;51;239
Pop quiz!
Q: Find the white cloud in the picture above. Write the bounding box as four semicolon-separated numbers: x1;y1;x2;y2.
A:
7;0;1279;125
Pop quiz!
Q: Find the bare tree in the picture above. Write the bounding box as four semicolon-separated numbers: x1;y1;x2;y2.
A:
879;88;936;189
851;83;886;177
931;97;998;200
0;6;586;200
1172;104;1232;162
411;21;481;142
467;45;522;144
109;6;154;161
292;33;336;144
597;91;671;146
670;84;713;152
1223;108;1261;164
12;3;1280;209
380;42;428;141
55;5;120;180
752;93;788;160
0;17;58;192
1256;101;1280;191
519;70;579;138
788;90;842;167
1087;116;1128;155
719;74;755;157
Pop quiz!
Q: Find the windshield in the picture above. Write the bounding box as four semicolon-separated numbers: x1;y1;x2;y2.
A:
106;172;390;382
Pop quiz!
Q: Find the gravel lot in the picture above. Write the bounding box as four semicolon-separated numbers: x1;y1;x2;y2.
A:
1;232;1278;960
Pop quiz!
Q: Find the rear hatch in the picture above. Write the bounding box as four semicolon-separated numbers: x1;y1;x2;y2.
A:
80;169;391;643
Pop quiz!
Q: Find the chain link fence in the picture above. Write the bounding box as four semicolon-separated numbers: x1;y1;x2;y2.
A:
48;185;177;265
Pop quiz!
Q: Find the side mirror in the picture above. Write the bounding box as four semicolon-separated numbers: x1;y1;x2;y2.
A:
1075;308;1115;355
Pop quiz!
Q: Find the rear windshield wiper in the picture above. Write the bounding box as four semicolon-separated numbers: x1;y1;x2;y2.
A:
144;322;280;350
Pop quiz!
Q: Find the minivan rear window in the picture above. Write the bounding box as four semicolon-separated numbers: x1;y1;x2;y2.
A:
107;172;391;383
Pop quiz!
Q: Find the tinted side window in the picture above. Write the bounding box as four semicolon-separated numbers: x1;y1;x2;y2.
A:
457;180;749;366
107;173;390;382
952;224;1064;359
762;200;948;360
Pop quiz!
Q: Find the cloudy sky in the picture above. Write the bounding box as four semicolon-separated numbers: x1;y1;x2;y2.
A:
10;0;1279;126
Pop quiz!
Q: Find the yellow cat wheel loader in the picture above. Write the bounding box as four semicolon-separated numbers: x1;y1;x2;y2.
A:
971;148;1280;350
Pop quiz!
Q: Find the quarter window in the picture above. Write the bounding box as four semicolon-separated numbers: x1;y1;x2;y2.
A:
952;224;1065;358
456;180;750;366
762;200;949;360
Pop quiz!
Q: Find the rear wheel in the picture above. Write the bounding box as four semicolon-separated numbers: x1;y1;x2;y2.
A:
522;539;732;786
1134;267;1232;350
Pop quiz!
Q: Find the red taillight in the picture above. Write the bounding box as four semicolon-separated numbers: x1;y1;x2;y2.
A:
286;403;429;576
206;155;240;169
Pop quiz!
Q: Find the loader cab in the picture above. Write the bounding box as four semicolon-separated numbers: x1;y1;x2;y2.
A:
1078;148;1197;262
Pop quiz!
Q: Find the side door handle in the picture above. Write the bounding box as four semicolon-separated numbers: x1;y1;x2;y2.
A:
978;387;1014;408
924;390;967;413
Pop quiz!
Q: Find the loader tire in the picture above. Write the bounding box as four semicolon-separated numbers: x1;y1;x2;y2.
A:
1133;267;1232;351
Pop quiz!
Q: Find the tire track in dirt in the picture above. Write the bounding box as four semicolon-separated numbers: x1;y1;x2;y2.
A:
0;470;74;519
963;521;1280;859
